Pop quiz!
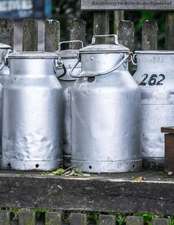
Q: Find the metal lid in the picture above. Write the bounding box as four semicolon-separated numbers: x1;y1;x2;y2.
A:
59;49;79;59
0;43;11;49
80;35;129;54
135;50;174;54
8;51;58;59
58;40;83;59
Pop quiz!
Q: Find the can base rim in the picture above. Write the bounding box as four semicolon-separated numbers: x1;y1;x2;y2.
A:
71;159;142;173
1;159;63;171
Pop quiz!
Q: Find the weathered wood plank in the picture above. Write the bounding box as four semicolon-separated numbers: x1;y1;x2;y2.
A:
165;13;174;49
81;0;174;10
69;213;87;225
69;19;86;48
114;11;124;34
118;20;135;50
37;20;45;51
152;218;170;225
12;21;23;51
45;20;60;52
23;19;38;51
99;215;115;225
0;172;173;214
142;20;158;50
126;216;144;225
0;211;10;225
18;209;35;225
45;212;62;225
93;11;110;35
164;133;174;173
0;20;13;46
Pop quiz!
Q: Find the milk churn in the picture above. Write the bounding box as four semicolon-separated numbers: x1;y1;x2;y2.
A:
71;35;141;173
0;44;12;167
134;51;174;167
56;40;83;167
2;52;63;171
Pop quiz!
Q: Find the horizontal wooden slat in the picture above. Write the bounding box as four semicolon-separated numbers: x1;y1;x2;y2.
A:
0;172;172;214
161;127;174;133
81;0;174;10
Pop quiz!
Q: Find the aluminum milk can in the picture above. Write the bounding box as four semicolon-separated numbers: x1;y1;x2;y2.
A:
71;35;142;173
134;51;174;167
0;44;12;167
2;52;63;171
56;40;83;167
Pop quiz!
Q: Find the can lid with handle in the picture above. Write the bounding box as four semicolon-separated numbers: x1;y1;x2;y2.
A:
58;40;83;59
80;34;129;54
8;51;58;59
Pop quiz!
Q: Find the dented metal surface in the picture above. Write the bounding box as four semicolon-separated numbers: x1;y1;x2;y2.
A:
2;52;63;171
71;35;142;173
134;51;174;166
0;44;12;167
56;41;82;167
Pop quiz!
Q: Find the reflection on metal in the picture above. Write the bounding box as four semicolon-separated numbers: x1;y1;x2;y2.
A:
56;40;83;167
71;35;141;173
134;51;174;167
2;52;63;171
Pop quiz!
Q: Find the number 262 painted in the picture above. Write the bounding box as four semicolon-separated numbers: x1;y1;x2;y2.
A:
139;74;166;86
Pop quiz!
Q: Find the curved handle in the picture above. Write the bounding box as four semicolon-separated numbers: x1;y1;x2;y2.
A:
70;54;129;78
92;34;118;45
0;48;12;71
58;40;84;51
54;57;67;78
131;53;137;65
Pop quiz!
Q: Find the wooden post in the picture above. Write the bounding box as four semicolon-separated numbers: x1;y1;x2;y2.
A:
69;19;86;48
18;210;35;225
142;20;158;50
69;213;87;225
45;212;62;225
93;11;110;35
126;216;144;225
37;20;45;51
12;21;23;51
152;218;170;225
45;20;60;52
0;211;10;225
161;127;174;173
0;20;13;46
165;13;174;50
118;20;135;51
23;19;38;51
114;11;124;34
99;215;115;225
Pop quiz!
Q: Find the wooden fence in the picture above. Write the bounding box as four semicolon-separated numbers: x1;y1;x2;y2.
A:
0;209;171;225
0;14;174;52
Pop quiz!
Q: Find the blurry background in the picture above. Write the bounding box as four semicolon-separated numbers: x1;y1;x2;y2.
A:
52;0;166;49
